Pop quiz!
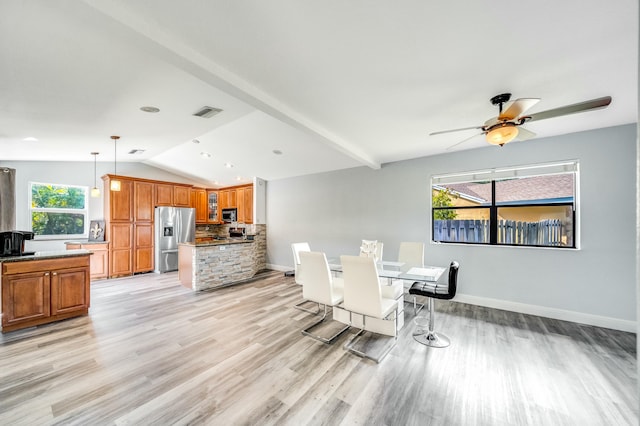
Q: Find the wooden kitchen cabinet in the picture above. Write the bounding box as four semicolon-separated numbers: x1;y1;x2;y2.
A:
1;255;90;332
173;185;191;207
134;180;154;222
134;223;154;273
156;183;173;206
156;183;191;207
191;188;208;223
219;189;230;210
237;185;253;224
105;177;133;222
207;191;219;223
65;242;109;280
110;223;133;277
103;174;203;278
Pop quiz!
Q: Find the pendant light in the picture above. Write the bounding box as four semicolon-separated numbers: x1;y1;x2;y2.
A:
90;152;100;197
110;135;121;191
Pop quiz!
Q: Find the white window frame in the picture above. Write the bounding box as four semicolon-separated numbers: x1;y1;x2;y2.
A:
430;160;580;249
29;182;89;240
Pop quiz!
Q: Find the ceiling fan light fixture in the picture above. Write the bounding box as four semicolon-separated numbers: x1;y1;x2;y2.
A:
486;123;519;146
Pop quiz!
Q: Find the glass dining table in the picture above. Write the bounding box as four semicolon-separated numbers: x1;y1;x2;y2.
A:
326;258;446;336
327;258;446;283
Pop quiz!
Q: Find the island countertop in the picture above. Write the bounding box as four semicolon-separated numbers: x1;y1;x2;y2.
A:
183;238;255;248
0;249;92;263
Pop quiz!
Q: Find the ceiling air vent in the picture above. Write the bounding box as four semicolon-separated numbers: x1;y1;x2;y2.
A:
128;149;146;155
192;106;223;118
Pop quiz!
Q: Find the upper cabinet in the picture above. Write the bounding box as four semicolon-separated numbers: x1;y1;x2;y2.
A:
173;186;191;207
155;184;173;206
134;181;154;222
191;188;209;224
216;184;253;223
207;191;219;223
103;177;133;222
156;183;191;207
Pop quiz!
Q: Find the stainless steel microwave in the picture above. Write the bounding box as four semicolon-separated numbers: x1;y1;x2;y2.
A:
221;208;237;223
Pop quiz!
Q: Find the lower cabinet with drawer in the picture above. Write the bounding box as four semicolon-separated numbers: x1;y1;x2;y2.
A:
1;255;91;332
65;241;109;280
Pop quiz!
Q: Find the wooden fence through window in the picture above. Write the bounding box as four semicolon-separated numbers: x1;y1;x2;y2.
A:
433;219;564;246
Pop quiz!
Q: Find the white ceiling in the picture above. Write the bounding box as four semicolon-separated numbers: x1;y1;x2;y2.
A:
0;1;637;187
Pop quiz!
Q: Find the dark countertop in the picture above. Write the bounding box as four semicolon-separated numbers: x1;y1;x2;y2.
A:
64;240;109;245
181;239;255;247
0;249;92;263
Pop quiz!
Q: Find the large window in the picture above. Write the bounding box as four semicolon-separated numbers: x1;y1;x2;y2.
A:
30;182;88;238
431;161;577;248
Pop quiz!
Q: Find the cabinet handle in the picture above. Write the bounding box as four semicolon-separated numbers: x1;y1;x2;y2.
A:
44;272;50;276
52;272;57;276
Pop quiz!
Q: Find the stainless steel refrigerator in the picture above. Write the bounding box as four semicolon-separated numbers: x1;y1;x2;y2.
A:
154;207;195;273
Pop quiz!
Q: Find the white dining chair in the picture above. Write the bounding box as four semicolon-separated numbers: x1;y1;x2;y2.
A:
397;241;426;311
299;251;350;343
359;240;383;262
340;255;398;363
291;242;316;313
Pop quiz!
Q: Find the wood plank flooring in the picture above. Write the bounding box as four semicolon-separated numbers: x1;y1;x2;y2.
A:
0;270;636;425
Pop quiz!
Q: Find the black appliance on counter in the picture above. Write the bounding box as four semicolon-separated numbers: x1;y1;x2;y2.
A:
0;230;35;256
229;227;245;239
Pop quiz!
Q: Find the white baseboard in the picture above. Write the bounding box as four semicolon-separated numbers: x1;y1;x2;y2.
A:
267;263;291;272
454;293;637;333
268;264;636;333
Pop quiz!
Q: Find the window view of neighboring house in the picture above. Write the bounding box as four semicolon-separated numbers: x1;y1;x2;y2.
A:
29;182;88;238
431;162;577;248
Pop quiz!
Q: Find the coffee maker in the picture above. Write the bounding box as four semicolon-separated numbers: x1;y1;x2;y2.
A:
0;230;35;256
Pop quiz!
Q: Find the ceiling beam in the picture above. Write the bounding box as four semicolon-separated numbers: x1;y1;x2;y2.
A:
82;0;381;170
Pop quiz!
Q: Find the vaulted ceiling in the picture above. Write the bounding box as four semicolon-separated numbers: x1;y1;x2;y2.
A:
1;1;636;186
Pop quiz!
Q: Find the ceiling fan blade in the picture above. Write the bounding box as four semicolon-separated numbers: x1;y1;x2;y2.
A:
527;96;612;122
499;98;540;120
516;126;536;141
430;125;483;136
446;132;484;150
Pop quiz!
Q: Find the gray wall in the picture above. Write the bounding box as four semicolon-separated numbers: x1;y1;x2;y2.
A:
0;160;200;251
266;124;637;330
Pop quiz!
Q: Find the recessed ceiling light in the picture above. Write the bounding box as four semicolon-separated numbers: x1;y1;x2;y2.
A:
140;106;160;113
23;137;38;142
272;149;283;155
224;163;234;168
236;176;242;181
200;152;212;159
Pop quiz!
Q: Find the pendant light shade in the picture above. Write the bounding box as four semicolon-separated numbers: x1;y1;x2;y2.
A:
110;135;121;191
486;122;519;146
90;152;100;197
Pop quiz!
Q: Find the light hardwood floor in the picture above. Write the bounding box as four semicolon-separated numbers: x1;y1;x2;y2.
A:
0;270;636;425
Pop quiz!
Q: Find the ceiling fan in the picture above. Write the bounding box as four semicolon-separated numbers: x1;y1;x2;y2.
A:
431;93;612;149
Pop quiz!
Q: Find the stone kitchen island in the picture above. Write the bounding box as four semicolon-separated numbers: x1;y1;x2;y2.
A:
178;236;266;291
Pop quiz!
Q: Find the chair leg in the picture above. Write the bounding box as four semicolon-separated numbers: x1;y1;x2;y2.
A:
294;299;320;314
343;310;398;363
412;295;425;316
301;304;350;344
413;298;450;348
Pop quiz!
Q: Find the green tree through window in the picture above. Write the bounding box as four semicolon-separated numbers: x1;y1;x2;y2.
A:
432;188;457;220
30;183;88;236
